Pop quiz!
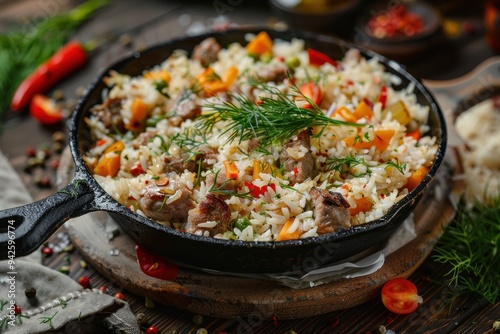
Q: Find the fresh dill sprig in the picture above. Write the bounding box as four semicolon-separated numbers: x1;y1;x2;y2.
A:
385;160;407;174
207;170;252;199
196;78;362;148
0;0;108;116
325;155;372;175
433;196;500;304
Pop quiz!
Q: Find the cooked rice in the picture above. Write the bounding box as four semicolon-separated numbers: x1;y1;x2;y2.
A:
83;33;438;241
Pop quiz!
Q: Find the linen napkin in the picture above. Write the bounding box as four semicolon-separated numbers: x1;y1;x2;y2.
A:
0;151;140;333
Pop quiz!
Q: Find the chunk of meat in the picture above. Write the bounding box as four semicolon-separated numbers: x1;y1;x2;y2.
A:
163;155;197;174
132;130;157;149
204;170;237;194
310;187;351;234
198;145;218;169
185;194;231;236
168;90;200;126
280;129;317;183
90;97;125;133
139;182;196;223
254;62;288;83
192;37;221;67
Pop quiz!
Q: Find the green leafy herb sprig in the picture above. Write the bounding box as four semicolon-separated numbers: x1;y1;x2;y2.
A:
197;78;363;148
433;196;500;304
0;0;109;116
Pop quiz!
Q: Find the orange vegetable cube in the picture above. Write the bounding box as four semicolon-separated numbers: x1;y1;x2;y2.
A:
246;31;273;56
349;197;374;216
93;141;125;177
126;98;150;131
223;160;239;180
276;218;302;241
353;100;374;120
405;165;429;191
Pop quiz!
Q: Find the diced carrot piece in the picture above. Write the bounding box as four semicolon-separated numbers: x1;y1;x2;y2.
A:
405;165;429;191
223;160;239;180
246;31;273;56
372;129;395;151
252;160;282;179
349;197;373;216
343;129;395;151
333;106;358;123
222;66;239;89
94;141;124;177
144;70;171;83
276;218;302;241
353;99;374;120
126;98;150;131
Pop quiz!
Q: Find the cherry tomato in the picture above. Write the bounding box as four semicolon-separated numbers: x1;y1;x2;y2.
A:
30;94;64;125
78;276;91;289
296;82;321;109
381;278;422;314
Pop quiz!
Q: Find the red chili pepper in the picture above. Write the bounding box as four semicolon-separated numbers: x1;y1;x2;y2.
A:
307;48;339;68
135;243;179;281
29;94;64;125
378;86;388;109
11;40;88;111
245;182;276;198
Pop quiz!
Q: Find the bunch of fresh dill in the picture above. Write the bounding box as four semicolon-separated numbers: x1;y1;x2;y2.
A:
433;196;500;304
0;0;108;118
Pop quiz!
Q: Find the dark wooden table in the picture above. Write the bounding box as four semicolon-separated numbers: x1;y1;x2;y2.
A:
1;0;499;333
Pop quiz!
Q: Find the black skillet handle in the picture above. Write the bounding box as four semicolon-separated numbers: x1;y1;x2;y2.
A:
0;179;95;259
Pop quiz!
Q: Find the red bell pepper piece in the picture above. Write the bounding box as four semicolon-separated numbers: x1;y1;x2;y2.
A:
135;243;178;281
378;85;388;109
29;94;64;125
245;182;276;198
307;48;339;68
11;40;88;111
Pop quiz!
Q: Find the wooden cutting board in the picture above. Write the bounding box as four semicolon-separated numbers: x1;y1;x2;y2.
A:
60;148;459;320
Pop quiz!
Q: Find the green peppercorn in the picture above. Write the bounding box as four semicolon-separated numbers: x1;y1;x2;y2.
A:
285;56;301;70
196;329;208;334
192;314;203;326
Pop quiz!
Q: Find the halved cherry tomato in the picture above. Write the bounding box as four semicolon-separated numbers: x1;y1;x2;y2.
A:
29;94;64;125
296;82;321;109
381;277;422;314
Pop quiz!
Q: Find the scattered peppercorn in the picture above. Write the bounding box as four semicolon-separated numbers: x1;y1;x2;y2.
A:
196;328;208;334
52;131;65;143
52;141;64;154
493;320;500;333
136;312;147;325
144;297;155;308
14;305;22;315
375;325;387;334
192;314;203;325
59;265;70;275
145;325;159;334
63;244;74;253
26;147;36;157
114;292;124;300
25;287;37;299
99;285;108;293
78;276;91;289
80;260;87;269
41;246;54;257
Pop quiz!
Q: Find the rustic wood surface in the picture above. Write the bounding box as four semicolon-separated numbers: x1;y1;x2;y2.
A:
1;0;499;333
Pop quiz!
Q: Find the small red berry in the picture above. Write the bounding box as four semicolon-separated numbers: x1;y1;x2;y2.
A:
78;276;91;289
114;292;124;300
14;305;22;315
145;325;158;334
26;147;36;157
99;285;108;293
41;246;53;257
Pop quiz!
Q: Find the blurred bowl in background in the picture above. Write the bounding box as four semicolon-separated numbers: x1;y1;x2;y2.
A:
353;1;442;61
269;0;362;35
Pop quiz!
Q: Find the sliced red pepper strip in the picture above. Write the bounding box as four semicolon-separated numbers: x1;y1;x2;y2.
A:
11;40;88;111
378;85;388;109
307;48;339;68
29;94;64;125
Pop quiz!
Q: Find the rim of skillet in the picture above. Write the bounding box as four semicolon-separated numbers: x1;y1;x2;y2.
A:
69;27;448;250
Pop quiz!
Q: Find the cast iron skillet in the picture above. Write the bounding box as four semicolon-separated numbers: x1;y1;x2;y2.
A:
0;28;447;274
